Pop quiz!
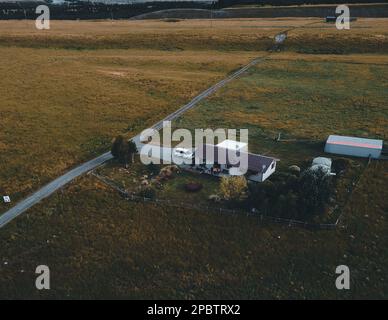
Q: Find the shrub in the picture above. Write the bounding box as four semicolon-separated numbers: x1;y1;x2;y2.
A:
220;176;247;201
147;162;160;176
247;168;333;219
138;186;156;199
111;135;138;167
111;135;124;159
298;167;332;217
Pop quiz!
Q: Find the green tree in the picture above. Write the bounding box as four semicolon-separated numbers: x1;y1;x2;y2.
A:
128;140;138;164
111;136;138;167
298;168;332;216
111;135;124;159
118;139;130;167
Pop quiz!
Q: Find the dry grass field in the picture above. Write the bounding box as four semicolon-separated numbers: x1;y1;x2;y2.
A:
0;18;387;52
1;19;281;207
0;18;387;299
1;18;387;201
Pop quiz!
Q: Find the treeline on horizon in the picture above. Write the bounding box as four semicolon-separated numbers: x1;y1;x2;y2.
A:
217;0;387;7
0;1;213;20
0;0;386;20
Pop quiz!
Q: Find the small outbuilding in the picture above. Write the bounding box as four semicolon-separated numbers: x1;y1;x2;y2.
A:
324;135;383;159
310;157;335;176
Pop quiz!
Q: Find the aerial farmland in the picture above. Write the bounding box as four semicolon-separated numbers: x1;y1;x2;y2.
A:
0;2;387;301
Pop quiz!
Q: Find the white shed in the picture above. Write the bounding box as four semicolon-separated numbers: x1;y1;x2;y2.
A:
310;157;335;175
324;135;383;159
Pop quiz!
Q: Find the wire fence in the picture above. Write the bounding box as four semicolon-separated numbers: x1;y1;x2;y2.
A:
333;157;371;226
90;171;347;230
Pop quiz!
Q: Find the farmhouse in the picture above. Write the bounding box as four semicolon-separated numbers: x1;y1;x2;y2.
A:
324;135;383;159
193;141;277;182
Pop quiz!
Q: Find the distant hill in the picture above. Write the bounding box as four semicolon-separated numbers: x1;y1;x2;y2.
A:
132;3;388;19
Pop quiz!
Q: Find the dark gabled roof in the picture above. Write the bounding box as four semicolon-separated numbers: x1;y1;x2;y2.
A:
195;144;276;174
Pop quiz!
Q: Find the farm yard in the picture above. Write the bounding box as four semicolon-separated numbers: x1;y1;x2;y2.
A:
95;161;219;204
0;17;387;299
94;153;365;225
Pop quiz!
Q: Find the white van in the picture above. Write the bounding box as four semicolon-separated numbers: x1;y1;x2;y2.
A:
173;147;194;159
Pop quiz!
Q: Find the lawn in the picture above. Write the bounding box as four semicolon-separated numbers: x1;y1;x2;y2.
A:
96;158;220;205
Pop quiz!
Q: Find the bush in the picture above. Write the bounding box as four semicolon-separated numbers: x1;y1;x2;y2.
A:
298;168;332;217
111;135;124;159
247;167;334;219
111;135;138;167
220;176;247;201
138;186;156;199
147;162;160;176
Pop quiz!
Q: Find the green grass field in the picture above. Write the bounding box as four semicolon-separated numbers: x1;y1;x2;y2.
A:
175;52;388;168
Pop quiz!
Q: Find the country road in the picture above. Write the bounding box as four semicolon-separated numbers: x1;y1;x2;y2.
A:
0;52;272;229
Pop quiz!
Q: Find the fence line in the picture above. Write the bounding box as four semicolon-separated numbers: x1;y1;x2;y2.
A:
333;158;371;226
90;171;338;230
